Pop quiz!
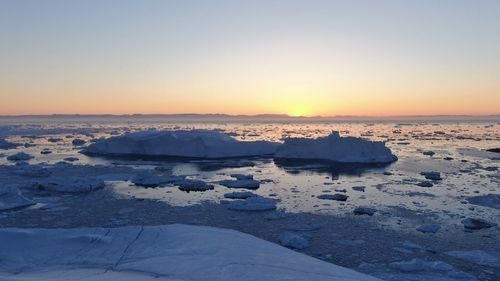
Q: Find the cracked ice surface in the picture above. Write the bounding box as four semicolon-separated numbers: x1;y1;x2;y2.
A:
0;224;379;281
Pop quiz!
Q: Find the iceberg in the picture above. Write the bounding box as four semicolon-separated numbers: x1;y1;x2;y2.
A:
274;131;397;164
82;129;280;159
0;224;380;281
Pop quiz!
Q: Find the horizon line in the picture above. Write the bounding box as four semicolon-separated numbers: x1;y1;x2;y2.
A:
1;113;499;119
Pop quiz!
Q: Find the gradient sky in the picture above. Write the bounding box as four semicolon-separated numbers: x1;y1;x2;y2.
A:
1;0;499;116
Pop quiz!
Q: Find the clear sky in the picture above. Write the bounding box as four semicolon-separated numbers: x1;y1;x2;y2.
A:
1;0;499;116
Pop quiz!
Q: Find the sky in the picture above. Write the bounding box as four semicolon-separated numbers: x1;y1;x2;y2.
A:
0;0;499;116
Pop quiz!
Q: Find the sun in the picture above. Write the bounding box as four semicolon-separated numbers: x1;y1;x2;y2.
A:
288;104;309;117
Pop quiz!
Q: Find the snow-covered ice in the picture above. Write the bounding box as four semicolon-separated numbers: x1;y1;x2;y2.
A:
82;129;280;159
274;131;397;163
0;186;35;211
0;224;379;281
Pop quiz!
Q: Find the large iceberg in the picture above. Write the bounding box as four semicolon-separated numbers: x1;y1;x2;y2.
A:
0;224;380;281
82;130;279;159
274;131;397;164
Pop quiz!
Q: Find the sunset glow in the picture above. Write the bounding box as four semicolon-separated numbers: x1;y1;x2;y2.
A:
1;0;499;116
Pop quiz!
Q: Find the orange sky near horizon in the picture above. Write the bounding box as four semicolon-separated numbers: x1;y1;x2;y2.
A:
1;1;499;116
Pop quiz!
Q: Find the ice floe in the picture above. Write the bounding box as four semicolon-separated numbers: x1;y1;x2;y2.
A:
279;231;311;249
274;131;397;163
1;162;134;193
7;152;34;161
223;191;257;199
82;129;280;158
444;250;500;269
177;179;214;192
227;196;277;211
71;138;86;146
0;185;35;211
0;224;380;281
33;178;106;193
420;171;442;181
131;171;184;187
0;138;19;149
353;207;377;216
317;193;349;201
416;224;441;234
461;218;497;230
218;178;261;189
467;194;500;209
359;258;477;281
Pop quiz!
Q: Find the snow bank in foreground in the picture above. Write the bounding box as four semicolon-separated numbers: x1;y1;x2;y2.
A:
82;130;280;159
275;131;397;163
0;224;379;281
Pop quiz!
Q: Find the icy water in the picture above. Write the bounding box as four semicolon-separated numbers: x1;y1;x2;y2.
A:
1;118;499;281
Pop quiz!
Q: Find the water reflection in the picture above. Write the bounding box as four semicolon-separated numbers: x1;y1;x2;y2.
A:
273;158;393;179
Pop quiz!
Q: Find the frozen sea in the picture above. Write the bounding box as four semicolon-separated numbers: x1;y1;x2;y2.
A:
0;116;499;281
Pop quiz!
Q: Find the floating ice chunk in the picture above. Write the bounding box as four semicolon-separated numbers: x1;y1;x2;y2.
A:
82;129;280;159
227;197;277;211
40;149;52;155
353;207;377;216
279;232;311;249
389;258;454;273
218;179;260;189
467;194;500;209
285;223;322;231
445;250;500;268
486;148;500;153
416;224;441;234
422;151;435;156
131;172;184;188
420;171;442;180
274;131;397;163
72;139;86;146
265;211;288;220
63;157;79;162
0;186;35;211
0;139;19;150
7;152;34;161
335;239;365;246
0;225;380;281
416;181;434;187
352;186;366;192
462;218;497;230
177;179;214;192
317;193;348;201
359;259;476;281
230;173;254;180
48;137;63;143
223;191;257;199
33;178;106;193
